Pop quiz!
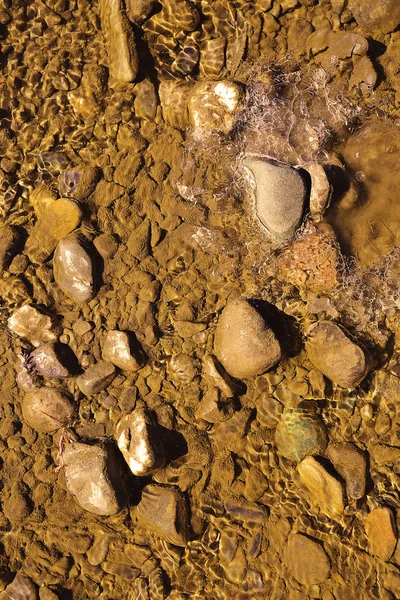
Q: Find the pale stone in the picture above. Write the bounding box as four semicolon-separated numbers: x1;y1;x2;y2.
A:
8;305;59;347
284;533;331;585
244;156;306;244
22;388;75;432
188;81;243;135
53;232;97;303
364;507;397;561
63;441;127;516
297;456;345;519
99;0;138;82
102;330;144;371
115;406;165;476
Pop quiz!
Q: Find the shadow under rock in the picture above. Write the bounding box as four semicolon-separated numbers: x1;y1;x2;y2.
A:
249;298;304;358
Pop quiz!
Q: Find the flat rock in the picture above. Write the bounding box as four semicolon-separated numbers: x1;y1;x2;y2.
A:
305;321;371;388
22;388;75;432
214;298;281;379
349;0;400;34
115;406;165;476
8;305;59;347
102;330;144;371
0;224;20;271
25;198;82;263
136;483;191;546
284;533;331;585
99;0;138;82
297;456;345;519
243;157;306;244
53;232;97;302
275;408;328;462
364;506;397;561
326;443;367;500
28;342;80;378
76;361;116;395
63;441;127;516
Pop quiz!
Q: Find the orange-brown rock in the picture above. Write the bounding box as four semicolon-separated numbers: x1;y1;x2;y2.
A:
214;298;281;379
305;321;371;388
277;223;341;294
297;456;345;519
326;442;367;500
364;507;397;561
284;533;331;585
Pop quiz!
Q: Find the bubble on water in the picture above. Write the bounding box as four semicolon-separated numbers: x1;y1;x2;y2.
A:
355;170;366;182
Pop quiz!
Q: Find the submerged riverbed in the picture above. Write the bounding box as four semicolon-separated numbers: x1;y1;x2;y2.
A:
0;1;400;599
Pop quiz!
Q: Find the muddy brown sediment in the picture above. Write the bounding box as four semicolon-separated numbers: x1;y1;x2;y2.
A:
0;0;400;598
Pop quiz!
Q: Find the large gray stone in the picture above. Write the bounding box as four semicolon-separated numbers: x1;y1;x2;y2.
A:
244;156;306;244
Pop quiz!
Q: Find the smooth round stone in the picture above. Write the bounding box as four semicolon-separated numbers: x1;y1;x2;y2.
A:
305;321;371;388
284;533;331;585
243;156;306;245
63;441;127;516
22;388;75;432
214;298;281;379
53;232;97;303
28;342;80;378
275;408;328;462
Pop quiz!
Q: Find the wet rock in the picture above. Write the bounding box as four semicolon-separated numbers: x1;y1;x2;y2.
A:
63;441;127;515
305;321;372;388
349;0;400;34
22;388;75;432
127;219;151;260
99;0;138;82
59;167;101;201
188;81;243;135
25;198;82;263
199;37;226;79
29;185;57;218
243;157;306;245
0;224;19;271
115;406;165;476
116;125;147;154
364;507;397;561
102;330;144;371
306;163;332;222
148;0;199;32
76;361;116;395
28;342;80;378
244;466;269;502
275;408;328;462
277;223;341;294
126;0;156;24
136;483;191;546
202;355;237;398
350;56;377;94
8;305;59;347
93;234;118;259
297;456;345;519
2;573;38;600
195;387;234;423
53;232;98;302
134;79;158;120
214;298;281;379
159;81;192;129
326;443;367;500
283;533;331;585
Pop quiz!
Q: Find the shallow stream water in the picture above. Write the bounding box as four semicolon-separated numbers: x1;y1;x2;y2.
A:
0;1;400;599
